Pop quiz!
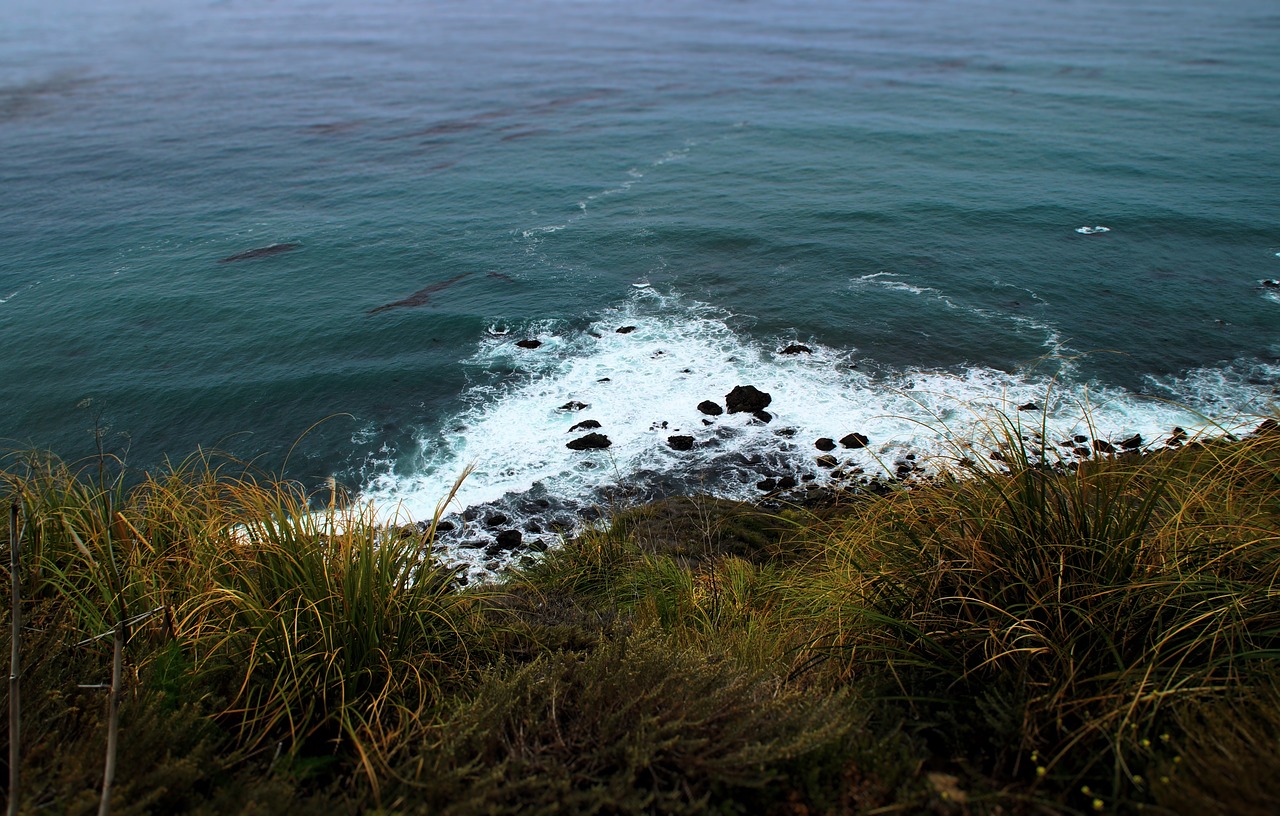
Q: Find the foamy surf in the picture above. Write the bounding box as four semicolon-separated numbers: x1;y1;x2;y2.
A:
362;289;1277;582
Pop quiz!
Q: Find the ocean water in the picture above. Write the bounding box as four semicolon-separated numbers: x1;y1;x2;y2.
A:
3;0;1278;576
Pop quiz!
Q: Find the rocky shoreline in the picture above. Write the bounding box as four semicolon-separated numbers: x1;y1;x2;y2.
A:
407;326;1242;582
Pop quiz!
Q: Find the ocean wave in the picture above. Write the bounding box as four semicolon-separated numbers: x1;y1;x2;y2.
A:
361;289;1276;582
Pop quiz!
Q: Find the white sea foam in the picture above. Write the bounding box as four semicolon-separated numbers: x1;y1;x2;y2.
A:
362;289;1276;580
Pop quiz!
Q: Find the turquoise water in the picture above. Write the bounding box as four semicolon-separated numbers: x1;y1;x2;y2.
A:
3;0;1278;572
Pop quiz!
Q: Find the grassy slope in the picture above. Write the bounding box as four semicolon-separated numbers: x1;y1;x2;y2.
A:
3;421;1280;814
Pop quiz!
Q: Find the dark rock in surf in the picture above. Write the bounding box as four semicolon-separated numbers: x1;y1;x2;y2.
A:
1119;433;1143;450
515;339;542;349
816;454;838;468
1167;427;1188;445
780;344;812;355
1073;434;1088;444
774;427;797;438
1017;402;1039;412
667;435;695;451
569;419;602;432
777;475;798;490
1254;419;1279;436
697;400;724;416
814;438;836;452
839;432;869;449
494;529;522;551
616;325;637;334
756;478;778;492
1093;439;1116;454
559;401;589;411
567;432;612;450
485;513;508;528
725;385;772;414
752;410;773;424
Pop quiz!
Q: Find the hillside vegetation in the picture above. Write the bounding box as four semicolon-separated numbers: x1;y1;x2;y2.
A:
3;418;1280;814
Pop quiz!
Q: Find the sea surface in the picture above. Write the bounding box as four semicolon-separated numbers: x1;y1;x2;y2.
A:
3;0;1278;576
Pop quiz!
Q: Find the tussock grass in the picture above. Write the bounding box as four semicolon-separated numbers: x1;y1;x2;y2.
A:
4;416;1280;813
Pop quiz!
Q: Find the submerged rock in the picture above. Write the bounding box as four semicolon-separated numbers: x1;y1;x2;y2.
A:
725;385;772;414
567;432;612;450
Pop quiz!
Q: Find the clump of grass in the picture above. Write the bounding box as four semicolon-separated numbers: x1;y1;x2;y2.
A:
390;629;857;816
800;416;1280;806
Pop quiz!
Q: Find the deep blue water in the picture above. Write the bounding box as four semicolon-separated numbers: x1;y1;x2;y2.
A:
3;0;1278;574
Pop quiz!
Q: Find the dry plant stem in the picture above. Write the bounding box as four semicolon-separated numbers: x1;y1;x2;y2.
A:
98;619;123;816
8;501;20;816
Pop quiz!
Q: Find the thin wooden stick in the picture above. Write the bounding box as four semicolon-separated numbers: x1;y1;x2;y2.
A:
97;619;123;816
8;501;20;816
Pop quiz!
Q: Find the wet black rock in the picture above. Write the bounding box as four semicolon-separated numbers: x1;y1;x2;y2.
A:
559;400;589;411
485;513;509;528
1167;427;1188;445
1119;433;1143;450
1255;419;1279;435
1263;280;1280;289
667;435;695;451
780;344;812;355
777;475;798;490
616;325;637;334
839;432;870;449
1018;402;1039;412
567;432;612;450
1093;439;1116;454
515;339;542;349
528;538;548;552
598;377;611;382
814;437;836;451
697;400;724;416
434;520;455;533
1074;446;1091;458
1073;434;1088;443
752;410;773;424
816;454;838;468
774;427;797;438
569;419;602;432
756;478;778;492
494;529;522;551
725;385;772;413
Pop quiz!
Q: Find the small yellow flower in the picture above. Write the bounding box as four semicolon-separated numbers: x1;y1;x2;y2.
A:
1140;738;1151;748
1160;733;1171;743
1133;775;1144;785
1081;785;1092;795
1092;798;1104;811
1160;776;1170;784
1173;756;1182;764
1036;766;1047;778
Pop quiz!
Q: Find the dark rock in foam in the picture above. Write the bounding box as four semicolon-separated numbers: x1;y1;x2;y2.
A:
725;385;772;414
515;339;542;349
667;435;695;451
697;400;724;416
569;419;602;432
780;344;812;355
567;432;612;450
840;432;869;449
814;438;836;451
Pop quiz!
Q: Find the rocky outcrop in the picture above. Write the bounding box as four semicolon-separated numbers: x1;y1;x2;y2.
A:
725;385;772;414
816;454;838;468
567;433;612;450
616;325;637;334
697;400;724;416
1119;433;1143;450
814;438;836;451
569;419;602;432
752;410;773;424
839;432;869;449
515;339;542;349
1093;439;1115;454
667;435;695;451
780;344;812;355
1017;402;1039;412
